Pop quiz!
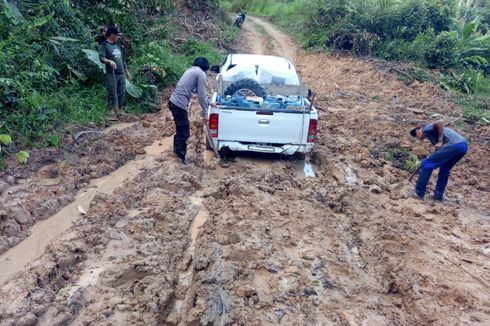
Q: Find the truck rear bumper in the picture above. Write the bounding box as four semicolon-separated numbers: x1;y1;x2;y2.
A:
215;141;314;155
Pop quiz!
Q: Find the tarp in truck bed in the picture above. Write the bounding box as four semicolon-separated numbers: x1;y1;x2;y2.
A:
221;54;300;86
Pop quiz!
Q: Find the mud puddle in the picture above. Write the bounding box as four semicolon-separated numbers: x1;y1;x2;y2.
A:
205;149;316;177
189;193;208;251
240;155;317;178
171;192;209;321
0;137;172;285
67;229;136;297
303;159;315;177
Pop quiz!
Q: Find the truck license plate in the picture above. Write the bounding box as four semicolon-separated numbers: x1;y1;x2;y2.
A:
248;145;275;152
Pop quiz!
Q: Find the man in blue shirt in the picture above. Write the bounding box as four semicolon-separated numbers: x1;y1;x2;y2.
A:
410;121;468;201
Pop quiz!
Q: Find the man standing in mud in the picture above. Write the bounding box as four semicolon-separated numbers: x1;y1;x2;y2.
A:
169;57;212;165
410;121;468;201
98;26;131;119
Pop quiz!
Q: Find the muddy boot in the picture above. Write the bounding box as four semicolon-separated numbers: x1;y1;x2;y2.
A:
432;195;459;204
408;190;423;200
115;108;124;119
107;110;118;121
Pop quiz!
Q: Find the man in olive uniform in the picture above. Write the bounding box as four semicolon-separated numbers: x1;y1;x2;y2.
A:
98;26;131;117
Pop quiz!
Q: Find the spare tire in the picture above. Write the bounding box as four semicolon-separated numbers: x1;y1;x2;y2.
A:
224;78;268;99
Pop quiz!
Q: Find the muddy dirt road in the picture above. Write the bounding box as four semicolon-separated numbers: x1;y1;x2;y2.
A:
1;16;490;326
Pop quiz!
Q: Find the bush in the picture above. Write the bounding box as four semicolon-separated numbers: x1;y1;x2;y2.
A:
328;30;379;56
228;0;490;118
424;31;458;68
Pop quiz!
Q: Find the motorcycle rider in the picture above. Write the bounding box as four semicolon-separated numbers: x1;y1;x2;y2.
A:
235;12;244;27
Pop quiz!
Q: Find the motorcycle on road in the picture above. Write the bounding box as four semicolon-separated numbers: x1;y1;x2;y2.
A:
235;13;244;28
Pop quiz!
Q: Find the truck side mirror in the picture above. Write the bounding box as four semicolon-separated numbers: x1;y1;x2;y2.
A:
210;65;221;73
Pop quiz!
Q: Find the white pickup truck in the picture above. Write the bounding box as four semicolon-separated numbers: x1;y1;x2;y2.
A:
207;54;318;158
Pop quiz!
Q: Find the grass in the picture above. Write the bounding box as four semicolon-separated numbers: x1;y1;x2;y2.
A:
392;66;490;125
457;96;490;125
54;86;108;125
2;37;225;148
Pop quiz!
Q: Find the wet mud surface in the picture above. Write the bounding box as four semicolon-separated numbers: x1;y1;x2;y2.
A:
0;114;170;255
1;16;490;326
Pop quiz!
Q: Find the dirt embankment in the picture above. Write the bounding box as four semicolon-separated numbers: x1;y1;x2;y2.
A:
1;16;489;326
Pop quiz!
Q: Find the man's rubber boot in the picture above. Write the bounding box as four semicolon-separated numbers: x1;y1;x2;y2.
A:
107;110;118;121
116;108;124;119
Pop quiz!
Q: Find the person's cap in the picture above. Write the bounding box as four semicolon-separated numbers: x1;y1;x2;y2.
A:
410;122;426;137
106;26;122;36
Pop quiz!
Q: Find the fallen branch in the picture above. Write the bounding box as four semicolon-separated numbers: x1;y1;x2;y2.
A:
405;107;427;115
183;18;204;39
143;22;171;36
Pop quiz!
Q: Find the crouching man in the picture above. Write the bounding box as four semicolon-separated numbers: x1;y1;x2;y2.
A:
410;121;468;201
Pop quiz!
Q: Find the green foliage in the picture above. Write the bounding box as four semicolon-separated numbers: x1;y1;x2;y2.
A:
226;0;490;121
0;134;12;145
1;0;228;158
125;80;143;98
382;146;421;172
405;153;421;173
0;132;28;170
424;31;458;68
228;0;489;67
16;151;29;164
46;134;60;148
83;49;106;70
222;24;239;43
457;95;490;124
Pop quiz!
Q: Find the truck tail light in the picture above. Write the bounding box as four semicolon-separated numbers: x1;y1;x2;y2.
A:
208;113;219;138
307;119;317;143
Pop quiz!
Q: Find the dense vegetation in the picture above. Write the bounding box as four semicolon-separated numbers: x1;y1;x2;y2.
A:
223;0;490;124
0;0;232;168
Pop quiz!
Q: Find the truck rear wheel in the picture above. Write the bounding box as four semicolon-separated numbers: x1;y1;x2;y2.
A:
224;78;268;99
219;147;237;160
294;152;306;161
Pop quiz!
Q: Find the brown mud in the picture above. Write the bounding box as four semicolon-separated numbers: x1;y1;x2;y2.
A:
1;16;489;326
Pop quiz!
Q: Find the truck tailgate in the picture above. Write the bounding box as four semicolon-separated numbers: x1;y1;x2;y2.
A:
218;109;309;144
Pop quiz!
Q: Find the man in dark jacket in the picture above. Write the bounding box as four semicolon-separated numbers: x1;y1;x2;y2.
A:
410;121;468;201
98;26;131;118
169;57;212;165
